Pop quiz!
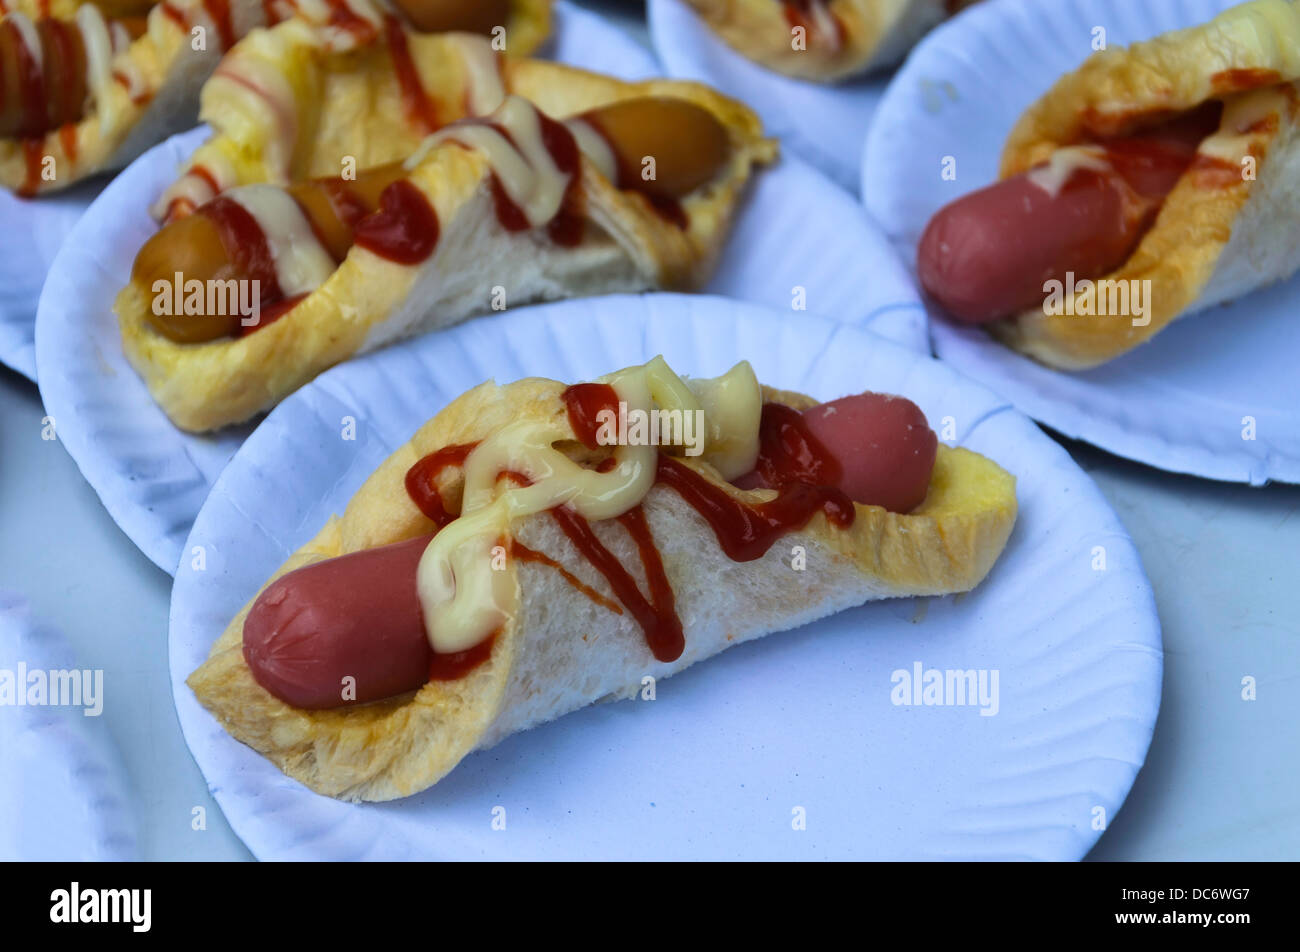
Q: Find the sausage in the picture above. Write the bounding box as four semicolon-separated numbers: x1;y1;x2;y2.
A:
578;97;731;201
735;392;937;513
243;534;435;709
391;0;512;35
800;393;936;513
1;13;147;140
134;97;731;342
244;390;936;710
917;103;1222;324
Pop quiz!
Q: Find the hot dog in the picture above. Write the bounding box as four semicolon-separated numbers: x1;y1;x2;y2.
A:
133;97;732;343
917;102;1222;324
0;11;147;139
242;391;937;710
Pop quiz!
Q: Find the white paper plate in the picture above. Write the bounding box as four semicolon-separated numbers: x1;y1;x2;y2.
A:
37;102;924;579
650;0;915;192
0;1;643;384
862;0;1300;485
0;593;138;861
0;179;108;381
169;293;1161;861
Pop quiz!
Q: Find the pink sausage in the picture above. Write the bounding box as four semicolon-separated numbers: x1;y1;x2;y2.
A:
735;392;937;513
800;393;936;513
243;534;433;709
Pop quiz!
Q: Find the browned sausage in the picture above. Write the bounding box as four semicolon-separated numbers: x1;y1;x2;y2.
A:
0;13;147;139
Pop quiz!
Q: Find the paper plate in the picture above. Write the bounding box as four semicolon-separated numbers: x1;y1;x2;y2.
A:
169;293;1161;861
0;593;138;861
862;0;1300;485
0;179;108;381
37;91;924;579
649;0;918;192
0;0;644;384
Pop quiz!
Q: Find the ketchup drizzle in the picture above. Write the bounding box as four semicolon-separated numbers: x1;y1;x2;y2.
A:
549;505;684;663
198;196;283;301
668;401;856;564
474;112;584;245
190;163;221;197
160;2;188;31
657;452;854;564
513;541;623;615
384;15;440;133
353;179;440;264
541;112;583;246
324;0;378;42
561;381;617;445
558;381;681;663
405;442;479;528
201;0;237;51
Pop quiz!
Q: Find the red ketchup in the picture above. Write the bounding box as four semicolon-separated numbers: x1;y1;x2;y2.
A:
200;0;237;50
199;196;284;303
352;179;440;263
383;14;440;133
457;112;585;246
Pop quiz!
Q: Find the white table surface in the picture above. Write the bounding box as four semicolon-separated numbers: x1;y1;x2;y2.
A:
2;0;1296;862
